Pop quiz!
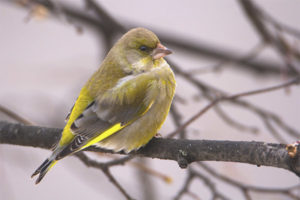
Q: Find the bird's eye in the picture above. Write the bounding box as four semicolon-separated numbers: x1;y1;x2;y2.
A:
139;46;147;51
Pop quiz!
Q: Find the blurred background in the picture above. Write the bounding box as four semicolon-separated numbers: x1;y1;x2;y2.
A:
1;0;300;199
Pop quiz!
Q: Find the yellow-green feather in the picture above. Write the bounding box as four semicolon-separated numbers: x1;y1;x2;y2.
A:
32;27;176;184
79;123;124;150
59;87;93;147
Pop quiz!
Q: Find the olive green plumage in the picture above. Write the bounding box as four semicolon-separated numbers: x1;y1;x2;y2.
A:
32;27;176;184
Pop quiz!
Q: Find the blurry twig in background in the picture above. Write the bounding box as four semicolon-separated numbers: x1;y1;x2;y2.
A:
5;0;297;75
174;169;230;200
239;0;300;75
95;153;172;184
173;170;198;200
186;42;266;75
198;163;300;200
171;59;300;142
131;159;172;184
85;0;125;51
0;104;34;125
75;153;134;199
135;158;156;200
213;105;259;134
167;75;300;138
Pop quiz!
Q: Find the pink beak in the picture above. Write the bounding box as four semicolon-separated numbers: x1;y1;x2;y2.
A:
152;43;172;60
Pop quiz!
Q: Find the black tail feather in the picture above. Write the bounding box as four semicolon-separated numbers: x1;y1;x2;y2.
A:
31;158;56;184
31;158;49;178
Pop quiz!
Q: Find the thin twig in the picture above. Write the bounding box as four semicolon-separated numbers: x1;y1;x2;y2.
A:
168;76;300;137
186;42;267;75
6;0;296;76
213;105;259;134
0;104;33;125
130;160;172;184
192;169;230;200
84;0;125;52
262;117;287;143
263;14;300;40
238;0;300;75
75;152;134;199
198;163;300;200
94;153;171;183
102;168;133;200
169;102;187;139
173;170;195;200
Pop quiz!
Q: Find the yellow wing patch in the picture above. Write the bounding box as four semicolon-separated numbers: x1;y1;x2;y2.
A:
59;87;94;147
79;100;154;151
79;123;124;150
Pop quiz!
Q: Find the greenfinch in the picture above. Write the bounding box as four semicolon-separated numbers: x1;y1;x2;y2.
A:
32;27;176;184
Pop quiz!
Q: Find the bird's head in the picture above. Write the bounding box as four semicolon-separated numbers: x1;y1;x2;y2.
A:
113;27;172;73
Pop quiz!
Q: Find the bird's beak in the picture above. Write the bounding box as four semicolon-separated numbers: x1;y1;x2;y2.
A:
151;43;172;60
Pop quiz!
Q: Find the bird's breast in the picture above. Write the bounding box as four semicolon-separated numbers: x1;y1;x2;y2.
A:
147;64;176;101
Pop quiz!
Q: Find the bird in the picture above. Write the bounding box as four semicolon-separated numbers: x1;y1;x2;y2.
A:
31;27;176;184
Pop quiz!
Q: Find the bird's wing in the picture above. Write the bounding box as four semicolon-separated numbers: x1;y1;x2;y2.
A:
58;73;156;157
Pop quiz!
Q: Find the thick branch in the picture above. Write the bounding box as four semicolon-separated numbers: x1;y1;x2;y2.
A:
0;121;299;176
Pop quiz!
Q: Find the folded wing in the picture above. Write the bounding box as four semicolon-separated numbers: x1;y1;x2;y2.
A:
57;74;155;159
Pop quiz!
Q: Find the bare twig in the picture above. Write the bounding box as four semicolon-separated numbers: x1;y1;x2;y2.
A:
238;0;272;43
135;158;156;200
173;170;195;200
174;169;230;200
170;59;300;140
130;160;172;184
96;153;172;183
238;0;300;75
262;118;287;143
102;168;133;200
186;42;266;75
0;104;33;125
168;76;300;137
198;163;300;200
262;11;300;40
84;0;125;52
213;105;259;134
75;152;134;200
192;170;230;200
169;102;187;139
4;0;296;76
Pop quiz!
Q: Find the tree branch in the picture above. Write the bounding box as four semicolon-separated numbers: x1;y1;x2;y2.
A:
0;121;299;176
4;0;297;76
167;75;300;138
75;152;134;200
197;163;300;200
0;104;34;125
238;0;300;75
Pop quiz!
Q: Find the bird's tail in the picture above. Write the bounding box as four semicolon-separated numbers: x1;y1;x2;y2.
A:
31;158;57;184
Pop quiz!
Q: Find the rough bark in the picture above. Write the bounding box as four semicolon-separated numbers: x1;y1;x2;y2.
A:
0;121;299;176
